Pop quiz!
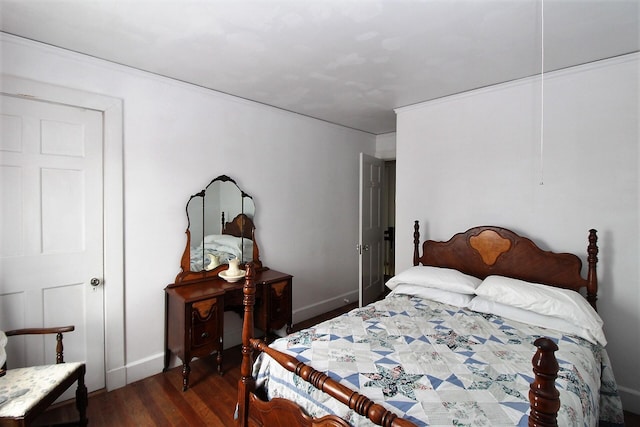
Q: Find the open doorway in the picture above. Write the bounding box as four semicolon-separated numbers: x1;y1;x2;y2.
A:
358;155;396;306
382;160;396;283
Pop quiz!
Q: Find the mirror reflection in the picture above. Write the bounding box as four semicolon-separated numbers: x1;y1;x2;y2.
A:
178;175;259;281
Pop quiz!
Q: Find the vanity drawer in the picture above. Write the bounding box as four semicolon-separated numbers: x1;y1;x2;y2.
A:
190;297;223;349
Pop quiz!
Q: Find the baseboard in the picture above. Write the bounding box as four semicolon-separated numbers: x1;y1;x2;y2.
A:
223;292;360;341
619;385;640;413
121;290;358;387
293;289;359;325
125;352;165;384
223;311;244;349
106;365;127;391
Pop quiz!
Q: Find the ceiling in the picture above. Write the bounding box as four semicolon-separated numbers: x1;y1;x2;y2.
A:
1;1;638;135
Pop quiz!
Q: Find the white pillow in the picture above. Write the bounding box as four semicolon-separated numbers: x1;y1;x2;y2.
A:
468;296;606;345
475;275;605;344
203;234;241;245
204;234;252;254
385;266;482;295
389;284;474;307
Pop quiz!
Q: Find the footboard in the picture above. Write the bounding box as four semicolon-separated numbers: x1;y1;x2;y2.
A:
250;339;416;427
237;264;560;427
237;264;414;427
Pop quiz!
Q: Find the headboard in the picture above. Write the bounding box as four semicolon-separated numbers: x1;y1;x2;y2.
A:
412;222;599;309
222;212;256;239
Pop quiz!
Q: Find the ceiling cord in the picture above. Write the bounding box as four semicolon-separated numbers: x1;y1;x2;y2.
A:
539;0;545;186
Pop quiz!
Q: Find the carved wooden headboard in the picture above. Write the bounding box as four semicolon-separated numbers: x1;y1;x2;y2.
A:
412;222;599;309
222;212;255;239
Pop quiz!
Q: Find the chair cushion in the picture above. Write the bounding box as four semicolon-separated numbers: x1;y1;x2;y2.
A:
0;362;84;418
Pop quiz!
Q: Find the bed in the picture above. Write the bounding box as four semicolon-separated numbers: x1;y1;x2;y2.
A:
188;213;255;271
236;223;624;426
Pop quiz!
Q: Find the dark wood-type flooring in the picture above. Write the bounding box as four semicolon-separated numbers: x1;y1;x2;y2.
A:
34;302;640;426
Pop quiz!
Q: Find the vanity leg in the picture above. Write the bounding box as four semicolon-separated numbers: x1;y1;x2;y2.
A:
217;351;223;375
163;349;170;372
182;362;191;391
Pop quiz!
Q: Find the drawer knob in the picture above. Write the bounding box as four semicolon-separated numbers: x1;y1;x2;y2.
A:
201;332;209;339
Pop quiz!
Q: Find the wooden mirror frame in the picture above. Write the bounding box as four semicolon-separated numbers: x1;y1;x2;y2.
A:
175;175;262;283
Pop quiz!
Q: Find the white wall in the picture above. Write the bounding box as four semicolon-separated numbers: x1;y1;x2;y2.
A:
395;54;640;412
1;35;376;385
376;132;396;160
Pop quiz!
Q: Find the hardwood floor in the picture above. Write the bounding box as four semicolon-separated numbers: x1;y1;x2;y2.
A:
35;302;640;426
626;411;640;427
34;303;357;427
34;346;246;426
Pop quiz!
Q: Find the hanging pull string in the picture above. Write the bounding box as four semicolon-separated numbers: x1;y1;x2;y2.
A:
539;0;545;185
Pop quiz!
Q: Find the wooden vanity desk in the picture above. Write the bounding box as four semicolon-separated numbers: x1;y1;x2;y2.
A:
164;268;292;391
165;175;292;390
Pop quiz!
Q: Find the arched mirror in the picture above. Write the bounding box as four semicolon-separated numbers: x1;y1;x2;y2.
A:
176;175;261;282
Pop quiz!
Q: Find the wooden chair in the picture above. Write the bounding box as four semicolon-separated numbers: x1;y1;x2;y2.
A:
0;326;88;426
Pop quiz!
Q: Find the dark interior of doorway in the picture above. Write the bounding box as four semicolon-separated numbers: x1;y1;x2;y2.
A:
383;160;396;283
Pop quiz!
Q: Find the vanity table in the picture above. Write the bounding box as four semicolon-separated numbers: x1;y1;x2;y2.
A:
163;175;293;391
164;269;292;391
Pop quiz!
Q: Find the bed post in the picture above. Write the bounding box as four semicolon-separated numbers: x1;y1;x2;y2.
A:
413;220;420;266
529;337;560;427
586;229;598;310
237;263;256;427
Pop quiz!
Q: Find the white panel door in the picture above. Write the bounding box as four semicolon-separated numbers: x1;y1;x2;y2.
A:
359;153;384;307
0;93;105;396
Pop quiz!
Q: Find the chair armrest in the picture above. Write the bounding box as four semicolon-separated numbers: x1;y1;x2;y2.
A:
5;326;75;336
4;326;75;364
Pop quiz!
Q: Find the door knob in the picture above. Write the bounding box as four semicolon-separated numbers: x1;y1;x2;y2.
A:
90;278;102;287
357;244;371;254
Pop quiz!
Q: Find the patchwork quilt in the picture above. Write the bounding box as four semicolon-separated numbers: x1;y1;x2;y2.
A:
253;294;624;426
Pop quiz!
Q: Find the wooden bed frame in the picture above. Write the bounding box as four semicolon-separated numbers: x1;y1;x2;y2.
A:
237;223;599;427
222;212;256;239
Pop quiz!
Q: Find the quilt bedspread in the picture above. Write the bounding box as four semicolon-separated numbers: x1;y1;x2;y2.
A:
253;294;624;426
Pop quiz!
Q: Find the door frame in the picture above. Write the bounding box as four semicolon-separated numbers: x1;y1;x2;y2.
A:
1;75;126;391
